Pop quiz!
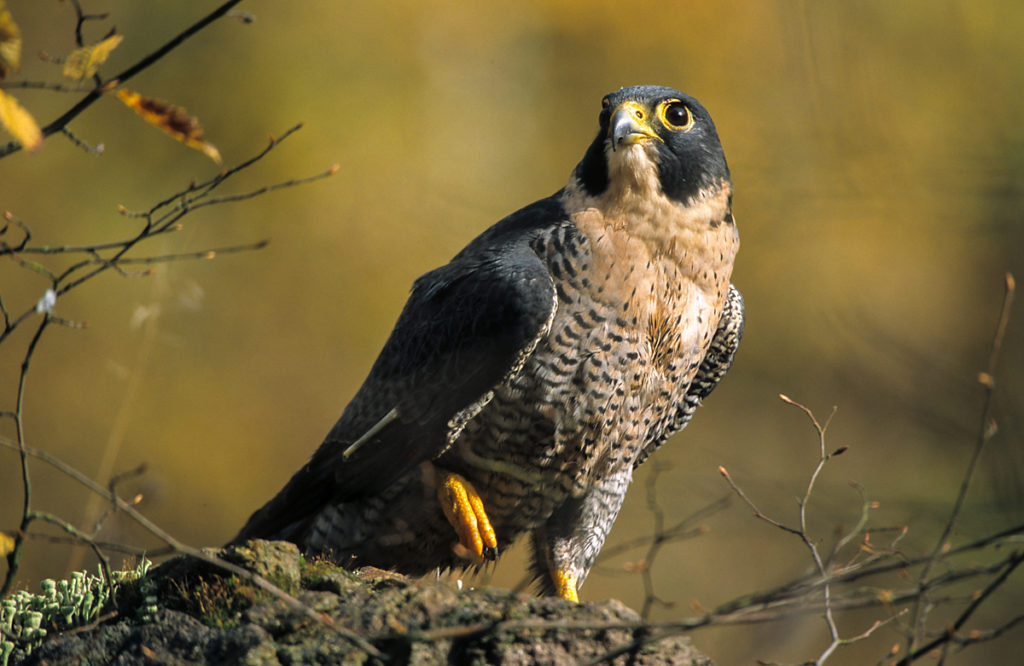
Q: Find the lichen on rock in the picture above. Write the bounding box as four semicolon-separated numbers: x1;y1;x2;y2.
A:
12;540;712;665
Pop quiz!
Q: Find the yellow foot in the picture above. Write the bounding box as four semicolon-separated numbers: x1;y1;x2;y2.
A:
554;569;579;603
438;473;498;562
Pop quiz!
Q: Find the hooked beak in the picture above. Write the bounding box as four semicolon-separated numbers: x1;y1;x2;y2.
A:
610;101;661;152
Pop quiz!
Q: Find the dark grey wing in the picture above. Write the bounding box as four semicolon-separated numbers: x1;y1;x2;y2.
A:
634;283;744;468
232;236;556;543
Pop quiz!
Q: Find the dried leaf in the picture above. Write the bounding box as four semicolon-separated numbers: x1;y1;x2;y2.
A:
0;531;14;556
0;0;22;80
115;89;221;163
0;88;42;151
63;33;123;80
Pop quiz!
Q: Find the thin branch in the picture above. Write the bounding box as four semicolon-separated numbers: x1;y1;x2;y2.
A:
595;494;729;564
926;272;1015;565
719;465;802;536
781;397;842;664
0;125;325;350
60;127;105;155
828;482;875;570
27;533;176;559
897;551;1024;665
719;397;907;665
0;0;246;158
636;462;677;619
906;272;1016;654
712;521;1023;619
24;510;116;601
0;81;95;93
949;613;1024;648
92;240;270;266
0;435;382;657
183;164;340;211
0;210;32;254
1;315;50;596
129;124;308;219
68;0;110;49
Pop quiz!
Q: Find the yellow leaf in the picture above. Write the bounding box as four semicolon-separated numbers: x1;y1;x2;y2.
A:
62;33;123;80
0;0;22;80
0;531;15;556
115;89;221;163
0;88;42;151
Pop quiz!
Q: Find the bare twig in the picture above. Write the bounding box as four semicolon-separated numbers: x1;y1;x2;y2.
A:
60;127;105;155
0;434;382;657
0;0;247;158
948;612;1024;648
1;315;50;596
595;494;729;565
636;463;677;618
2;104;351;656
719;465;802;536
24;510;116;601
905;272;1016;656
897;551;1024;665
0;124;324;350
717;396;915;665
27;533;175;559
0;81;95;93
0;2;373;657
68;0;110;50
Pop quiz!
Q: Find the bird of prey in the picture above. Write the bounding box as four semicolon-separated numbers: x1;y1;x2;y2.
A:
233;85;743;602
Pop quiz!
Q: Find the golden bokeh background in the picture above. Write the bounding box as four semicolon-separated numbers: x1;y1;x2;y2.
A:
2;1;1022;663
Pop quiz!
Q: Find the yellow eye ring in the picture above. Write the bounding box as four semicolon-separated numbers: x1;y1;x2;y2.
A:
658;100;693;131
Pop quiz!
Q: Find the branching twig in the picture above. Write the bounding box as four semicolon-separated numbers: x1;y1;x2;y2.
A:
719;464;803;537
595;494;729;565
2;315;50;597
0;435;382;658
897;551;1024;665
60;127;104;155
0;124;325;349
0;0;247;158
635;463;676;618
904;272;1016;657
4;76;345;658
0;2;379;659
714;387;1016;665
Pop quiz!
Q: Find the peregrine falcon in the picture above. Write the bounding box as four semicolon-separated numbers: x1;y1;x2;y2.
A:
233;85;743;602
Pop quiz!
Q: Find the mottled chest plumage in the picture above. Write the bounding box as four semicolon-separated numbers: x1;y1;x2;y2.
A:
447;179;739;529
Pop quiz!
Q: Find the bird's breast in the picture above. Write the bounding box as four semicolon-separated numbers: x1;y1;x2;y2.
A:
444;184;738;531
472;219;723;443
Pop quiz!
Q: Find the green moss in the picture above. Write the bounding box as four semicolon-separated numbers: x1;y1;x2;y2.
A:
1;558;152;665
298;554;360;590
159;574;265;630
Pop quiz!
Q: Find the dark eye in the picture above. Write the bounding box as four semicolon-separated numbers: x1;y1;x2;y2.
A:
660;101;693;130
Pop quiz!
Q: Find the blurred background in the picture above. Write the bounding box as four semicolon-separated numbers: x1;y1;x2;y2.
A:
2;1;1022;663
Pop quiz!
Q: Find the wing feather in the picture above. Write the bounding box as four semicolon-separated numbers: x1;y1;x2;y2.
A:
232;200;562;543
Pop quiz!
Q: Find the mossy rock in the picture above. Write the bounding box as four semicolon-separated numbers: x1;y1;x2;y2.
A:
13;540;712;665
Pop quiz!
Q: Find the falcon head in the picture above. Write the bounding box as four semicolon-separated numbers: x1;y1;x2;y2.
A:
575;85;730;205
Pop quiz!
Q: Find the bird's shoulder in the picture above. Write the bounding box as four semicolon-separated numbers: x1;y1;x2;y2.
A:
230;193;572;543
442;190;571;264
